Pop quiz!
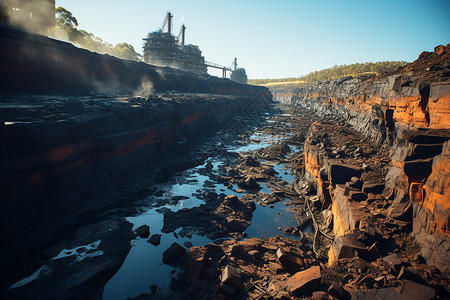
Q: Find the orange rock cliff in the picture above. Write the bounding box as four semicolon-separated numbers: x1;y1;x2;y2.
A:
269;44;450;274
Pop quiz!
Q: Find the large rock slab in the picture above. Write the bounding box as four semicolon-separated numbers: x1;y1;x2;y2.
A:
328;233;370;266
162;242;186;267
412;140;450;274
284;265;321;294
186;246;209;280
331;185;372;236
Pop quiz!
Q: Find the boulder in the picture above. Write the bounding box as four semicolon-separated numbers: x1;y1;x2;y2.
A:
277;248;303;272
383;253;402;270
147;234;162;246
328;234;370;265
284;265;321;294
221;265;241;290
162;242;186;267
226;217;250;232
238;176;260;190
397;266;421;281
387;195;412;221
186;246;209;279
396;279;436;300
135;225;150;238
223;194;239;206
231;238;263;255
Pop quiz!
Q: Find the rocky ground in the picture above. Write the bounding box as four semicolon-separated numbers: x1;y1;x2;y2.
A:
128;104;449;300
3;42;448;300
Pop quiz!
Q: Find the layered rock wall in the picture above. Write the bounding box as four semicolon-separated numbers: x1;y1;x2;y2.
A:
270;45;450;273
0;23;271;273
0;94;271;268
0;23;261;95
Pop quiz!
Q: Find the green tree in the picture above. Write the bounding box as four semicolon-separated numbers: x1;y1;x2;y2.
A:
55;6;81;42
248;61;408;85
54;7;141;62
55;7;78;28
111;43;142;61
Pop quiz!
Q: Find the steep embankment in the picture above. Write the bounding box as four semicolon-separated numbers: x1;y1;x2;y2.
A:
0;23;271;283
270;45;450;273
0;23;257;95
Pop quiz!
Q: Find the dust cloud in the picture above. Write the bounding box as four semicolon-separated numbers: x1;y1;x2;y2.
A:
0;0;55;35
133;76;154;97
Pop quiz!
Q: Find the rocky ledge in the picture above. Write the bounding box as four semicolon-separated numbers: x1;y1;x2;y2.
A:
270;45;450;275
133;45;450;299
129;104;449;300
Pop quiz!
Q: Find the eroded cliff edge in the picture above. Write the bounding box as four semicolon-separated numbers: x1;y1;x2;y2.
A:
0;23;272;291
270;45;450;274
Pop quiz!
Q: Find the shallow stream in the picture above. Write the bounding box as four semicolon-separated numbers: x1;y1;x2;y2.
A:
103;130;302;299
9;120;304;300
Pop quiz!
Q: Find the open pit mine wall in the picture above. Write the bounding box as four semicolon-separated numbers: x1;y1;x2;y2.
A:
271;45;450;273
0;94;272;268
0;23;271;264
0;23;259;95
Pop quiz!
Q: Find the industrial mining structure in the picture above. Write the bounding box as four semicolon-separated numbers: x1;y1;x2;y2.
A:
143;12;207;74
143;12;247;83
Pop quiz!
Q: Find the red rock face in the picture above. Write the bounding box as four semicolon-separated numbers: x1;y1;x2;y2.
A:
422;141;450;233
271;44;450;273
412;141;450;272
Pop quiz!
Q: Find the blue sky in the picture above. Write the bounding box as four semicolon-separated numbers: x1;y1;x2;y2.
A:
55;0;450;79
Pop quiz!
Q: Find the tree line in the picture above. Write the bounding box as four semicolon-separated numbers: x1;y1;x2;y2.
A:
249;61;408;85
55;7;141;61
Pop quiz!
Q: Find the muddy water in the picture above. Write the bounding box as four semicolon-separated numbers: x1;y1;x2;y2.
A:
102;130;302;299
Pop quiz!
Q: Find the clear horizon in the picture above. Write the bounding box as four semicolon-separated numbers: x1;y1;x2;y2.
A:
55;0;450;79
